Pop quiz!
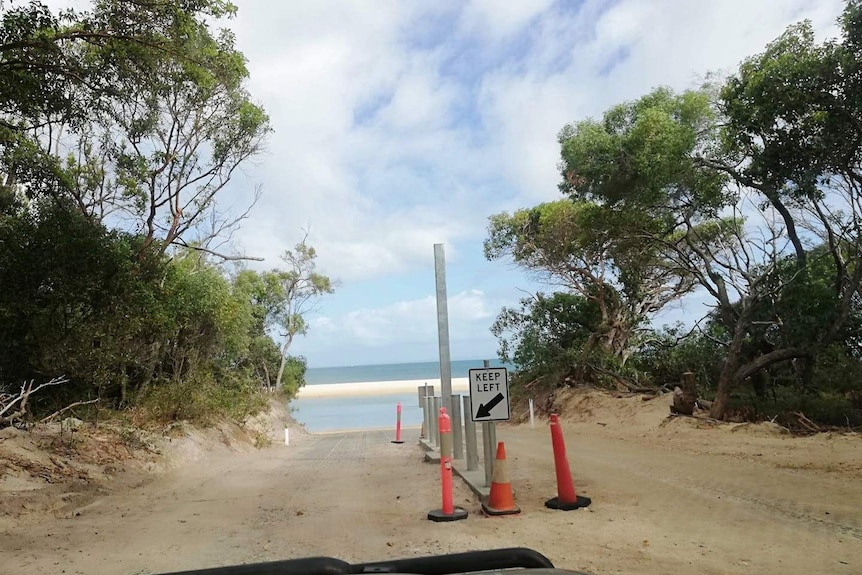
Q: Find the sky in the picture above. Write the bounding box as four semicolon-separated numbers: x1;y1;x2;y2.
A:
198;0;843;367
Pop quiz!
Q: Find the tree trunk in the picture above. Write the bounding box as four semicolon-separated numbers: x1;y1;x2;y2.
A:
275;334;294;391
602;306;632;362
135;341;161;404
793;355;815;389
262;362;271;391
709;340;743;419
710;340;808;419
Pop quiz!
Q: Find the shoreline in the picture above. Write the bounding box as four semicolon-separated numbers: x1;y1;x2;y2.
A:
296;377;470;399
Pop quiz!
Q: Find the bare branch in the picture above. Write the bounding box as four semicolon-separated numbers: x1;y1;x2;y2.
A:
0;377;69;427
39;399;100;424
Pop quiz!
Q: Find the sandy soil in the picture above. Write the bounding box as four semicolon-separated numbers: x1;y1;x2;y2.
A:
296;378;470;398
1;390;860;575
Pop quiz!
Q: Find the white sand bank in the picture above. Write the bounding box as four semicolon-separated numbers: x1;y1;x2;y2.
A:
296;377;470;399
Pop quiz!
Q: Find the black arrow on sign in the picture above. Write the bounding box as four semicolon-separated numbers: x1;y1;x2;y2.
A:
476;392;505;418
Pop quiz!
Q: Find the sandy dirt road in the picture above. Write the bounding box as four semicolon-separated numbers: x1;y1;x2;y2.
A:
2;401;861;575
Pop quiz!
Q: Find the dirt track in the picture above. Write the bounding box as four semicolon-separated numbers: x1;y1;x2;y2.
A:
2;392;861;575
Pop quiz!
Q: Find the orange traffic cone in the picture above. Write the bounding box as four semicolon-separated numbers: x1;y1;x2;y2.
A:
481;442;520;516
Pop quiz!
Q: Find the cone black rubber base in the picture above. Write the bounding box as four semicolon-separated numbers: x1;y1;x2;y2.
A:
390;440;404;444
427;507;468;522
545;495;591;511
481;502;521;516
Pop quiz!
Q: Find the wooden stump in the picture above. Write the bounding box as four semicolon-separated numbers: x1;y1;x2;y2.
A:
671;372;697;415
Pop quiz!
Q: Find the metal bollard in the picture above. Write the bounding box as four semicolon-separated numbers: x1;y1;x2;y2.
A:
432;396;442;446
418;384;434;407
426;396;436;444
451;394;463;460
421;395;428;439
464;395;479;471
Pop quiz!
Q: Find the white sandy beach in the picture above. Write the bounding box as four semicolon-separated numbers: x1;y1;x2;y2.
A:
295;377;470;399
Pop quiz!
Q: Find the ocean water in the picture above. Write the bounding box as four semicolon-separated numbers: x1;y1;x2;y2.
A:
303;359;511;386
292;359;512;432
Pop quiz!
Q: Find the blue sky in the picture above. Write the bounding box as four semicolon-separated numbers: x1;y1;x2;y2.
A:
208;0;846;368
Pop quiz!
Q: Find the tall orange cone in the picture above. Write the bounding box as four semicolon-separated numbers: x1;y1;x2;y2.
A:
545;414;591;511
481;442;520;516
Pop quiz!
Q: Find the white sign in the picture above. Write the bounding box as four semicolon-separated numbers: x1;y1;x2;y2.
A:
468;368;510;422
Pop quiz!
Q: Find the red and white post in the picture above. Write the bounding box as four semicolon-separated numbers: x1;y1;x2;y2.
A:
391;402;404;444
427;407;468;522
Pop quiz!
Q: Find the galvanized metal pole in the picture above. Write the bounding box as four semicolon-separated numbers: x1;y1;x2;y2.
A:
433;244;453;416
426;396;435;444
422;395;428;439
432;396;442;446
482;422;494;486
463;395;479;471
451;394;463;459
480;359;496;485
418;386;427;438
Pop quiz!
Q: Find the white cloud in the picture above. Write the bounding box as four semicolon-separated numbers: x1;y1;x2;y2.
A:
222;1;496;281
458;0;555;43
226;0;846;284
311;289;494;348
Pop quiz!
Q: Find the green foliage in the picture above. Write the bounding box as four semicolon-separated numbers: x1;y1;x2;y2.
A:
268;239;336;391
0;196;293;423
634;325;724;389
279;356;307;400
494;4;862;426
492;292;599;373
559;87;730;216
0;1;291;427
485;200;695;362
1;1;271;258
138;369;268;424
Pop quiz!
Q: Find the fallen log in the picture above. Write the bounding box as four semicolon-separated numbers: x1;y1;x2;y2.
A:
793;412;822;433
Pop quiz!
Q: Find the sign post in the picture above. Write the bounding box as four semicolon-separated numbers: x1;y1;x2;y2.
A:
469;366;510;485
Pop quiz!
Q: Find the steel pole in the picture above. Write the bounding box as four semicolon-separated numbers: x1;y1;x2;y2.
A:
426;396;435;443
451;394;463;459
464;395;479;471
432;396;442;446
434;244;453;415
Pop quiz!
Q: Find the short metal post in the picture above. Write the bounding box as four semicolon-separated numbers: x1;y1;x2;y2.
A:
482;421;497;486
451;394;463;459
419;384;428;408
426;396;435;443
529;398;535;429
432;396;442;446
464;395;478;471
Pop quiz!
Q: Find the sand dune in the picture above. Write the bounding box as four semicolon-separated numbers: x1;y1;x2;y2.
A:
296;377;470;399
